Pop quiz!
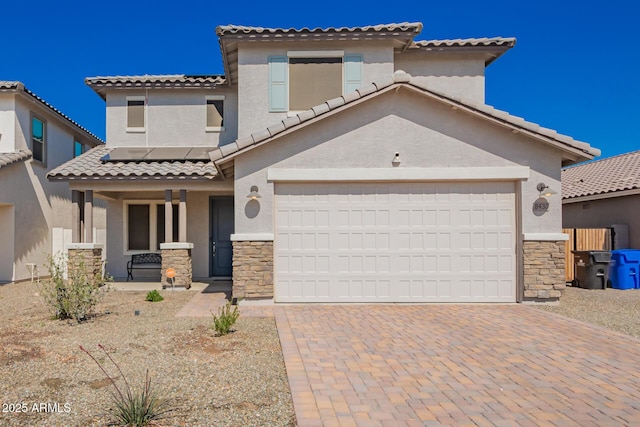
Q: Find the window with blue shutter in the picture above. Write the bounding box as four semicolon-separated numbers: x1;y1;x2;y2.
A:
270;53;363;112
269;56;288;112
344;54;363;94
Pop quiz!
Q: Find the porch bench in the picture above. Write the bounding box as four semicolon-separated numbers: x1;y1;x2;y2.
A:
127;253;162;281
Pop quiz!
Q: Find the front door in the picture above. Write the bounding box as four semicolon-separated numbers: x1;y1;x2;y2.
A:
209;197;234;277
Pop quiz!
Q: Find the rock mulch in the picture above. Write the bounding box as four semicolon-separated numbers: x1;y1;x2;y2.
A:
0;280;295;426
537;285;640;338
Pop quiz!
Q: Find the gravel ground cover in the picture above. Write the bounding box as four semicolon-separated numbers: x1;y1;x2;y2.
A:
537;285;640;338
0;280;295;427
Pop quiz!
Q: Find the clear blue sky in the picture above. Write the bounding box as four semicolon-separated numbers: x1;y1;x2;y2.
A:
2;0;637;160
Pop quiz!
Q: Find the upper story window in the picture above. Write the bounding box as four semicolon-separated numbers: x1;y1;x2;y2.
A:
74;139;85;158
269;51;363;113
31;114;46;164
206;95;225;132
126;96;145;132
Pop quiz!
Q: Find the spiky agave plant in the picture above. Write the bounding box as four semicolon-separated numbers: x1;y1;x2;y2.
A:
80;344;172;426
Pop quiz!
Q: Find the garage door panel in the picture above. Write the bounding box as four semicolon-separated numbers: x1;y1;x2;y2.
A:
275;182;516;303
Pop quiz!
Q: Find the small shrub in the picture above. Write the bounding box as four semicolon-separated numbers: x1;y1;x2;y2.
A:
80;344;172;427
211;301;239;336
39;254;110;322
145;290;164;302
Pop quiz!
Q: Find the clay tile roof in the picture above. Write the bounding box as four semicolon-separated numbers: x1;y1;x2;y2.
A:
0;150;32;170
413;37;516;48
85;75;227;99
48;146;218;181
216;22;423;37
562;150;640;200
209;71;599;164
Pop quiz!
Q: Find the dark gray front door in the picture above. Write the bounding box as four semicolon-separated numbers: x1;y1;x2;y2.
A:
209;197;234;277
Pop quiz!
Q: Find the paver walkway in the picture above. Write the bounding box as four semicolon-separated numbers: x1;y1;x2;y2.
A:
275;304;640;427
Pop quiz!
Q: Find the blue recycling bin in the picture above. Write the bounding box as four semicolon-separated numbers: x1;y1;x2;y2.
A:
608;250;640;290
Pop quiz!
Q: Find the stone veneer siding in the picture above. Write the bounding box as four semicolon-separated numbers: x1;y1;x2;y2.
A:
232;241;273;299
523;240;566;301
67;248;104;285
161;248;192;289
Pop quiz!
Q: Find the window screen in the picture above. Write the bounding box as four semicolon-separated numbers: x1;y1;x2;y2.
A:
206;99;224;128
127;99;145;128
128;204;150;250
289;57;342;111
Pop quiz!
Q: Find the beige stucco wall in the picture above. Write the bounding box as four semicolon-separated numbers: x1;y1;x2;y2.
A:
394;53;486;103
233;86;563;237
105;88;238;148
236;41;395;138
0;94;105;282
0;95;17;153
563;195;640;248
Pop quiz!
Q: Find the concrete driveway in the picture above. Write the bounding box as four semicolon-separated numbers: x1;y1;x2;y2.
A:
275;304;640;426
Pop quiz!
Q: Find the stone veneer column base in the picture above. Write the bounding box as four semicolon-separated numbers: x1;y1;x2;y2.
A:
66;243;104;286
160;243;193;289
232;241;273;300
523;240;566;303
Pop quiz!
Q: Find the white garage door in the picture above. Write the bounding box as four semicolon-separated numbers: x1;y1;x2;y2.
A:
274;182;516;303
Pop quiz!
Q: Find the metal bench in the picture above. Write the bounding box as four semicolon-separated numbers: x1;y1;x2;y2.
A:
126;253;162;281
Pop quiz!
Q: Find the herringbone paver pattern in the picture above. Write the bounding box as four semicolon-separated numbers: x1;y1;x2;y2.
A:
275;305;640;426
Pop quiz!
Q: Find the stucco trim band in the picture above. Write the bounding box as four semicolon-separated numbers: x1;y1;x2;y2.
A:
267;166;530;182
160;242;194;250
65;243;104;250
523;233;569;241
231;233;274;242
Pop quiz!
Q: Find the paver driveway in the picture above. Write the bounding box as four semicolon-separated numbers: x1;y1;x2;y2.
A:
275;305;640;426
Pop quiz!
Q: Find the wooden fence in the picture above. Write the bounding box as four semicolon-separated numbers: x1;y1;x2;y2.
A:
563;228;612;282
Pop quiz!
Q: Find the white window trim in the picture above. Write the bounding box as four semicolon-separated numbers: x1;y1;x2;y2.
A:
123;199;178;255
205;95;225;132
287;50;344;58
126;95;146;133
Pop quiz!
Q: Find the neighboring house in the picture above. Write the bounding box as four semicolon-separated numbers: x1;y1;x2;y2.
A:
49;22;599;303
563;150;640;248
0;81;104;283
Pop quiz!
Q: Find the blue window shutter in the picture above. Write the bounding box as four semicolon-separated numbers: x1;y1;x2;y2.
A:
269;56;288;112
344;54;363;94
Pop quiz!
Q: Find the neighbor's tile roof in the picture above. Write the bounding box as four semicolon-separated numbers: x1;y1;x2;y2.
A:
0;150;32;170
0;81;103;143
48;146;218;181
209;71;598;164
216;22;423;37
562;150;640;200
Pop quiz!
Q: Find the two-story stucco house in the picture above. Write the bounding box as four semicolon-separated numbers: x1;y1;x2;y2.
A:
0;81;104;283
49;22;599;303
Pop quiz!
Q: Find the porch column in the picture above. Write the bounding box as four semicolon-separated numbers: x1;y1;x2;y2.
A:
164;190;173;243
179;190;187;242
84;190;93;244
71;190;80;243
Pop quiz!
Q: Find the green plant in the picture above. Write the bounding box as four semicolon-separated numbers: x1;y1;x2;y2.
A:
39;254;110;322
80;344;172;427
145;290;164;302
211;300;240;336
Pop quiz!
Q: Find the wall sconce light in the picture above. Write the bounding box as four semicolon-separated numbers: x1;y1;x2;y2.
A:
247;185;261;200
537;182;558;197
392;152;401;166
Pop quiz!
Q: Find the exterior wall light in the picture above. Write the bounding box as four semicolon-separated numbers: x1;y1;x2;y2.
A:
536;182;558;197
247;185;261;200
392;152;401;166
